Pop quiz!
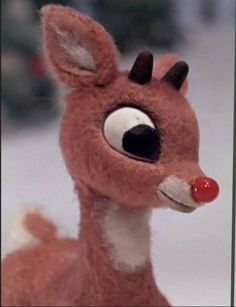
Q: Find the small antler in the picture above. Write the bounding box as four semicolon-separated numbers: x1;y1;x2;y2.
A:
161;61;189;90
129;51;153;85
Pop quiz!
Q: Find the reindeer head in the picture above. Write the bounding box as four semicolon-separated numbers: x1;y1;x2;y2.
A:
41;5;219;213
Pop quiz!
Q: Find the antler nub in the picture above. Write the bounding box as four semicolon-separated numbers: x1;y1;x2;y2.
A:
129;51;153;85
162;61;189;90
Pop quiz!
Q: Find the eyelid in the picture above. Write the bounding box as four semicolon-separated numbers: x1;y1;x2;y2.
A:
103;102;158;130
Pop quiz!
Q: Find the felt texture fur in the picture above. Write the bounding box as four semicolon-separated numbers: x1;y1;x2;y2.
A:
2;4;216;307
41;5;119;86
2;191;170;307
103;202;152;272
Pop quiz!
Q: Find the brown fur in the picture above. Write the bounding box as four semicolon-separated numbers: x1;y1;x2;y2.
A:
24;212;58;243
2;5;217;307
41;5;119;87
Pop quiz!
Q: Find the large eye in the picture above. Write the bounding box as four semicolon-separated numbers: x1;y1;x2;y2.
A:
103;107;161;162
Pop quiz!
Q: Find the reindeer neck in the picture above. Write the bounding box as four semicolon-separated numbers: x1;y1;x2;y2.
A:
73;184;166;306
77;183;154;277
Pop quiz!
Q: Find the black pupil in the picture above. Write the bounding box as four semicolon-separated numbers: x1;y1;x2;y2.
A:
122;124;161;161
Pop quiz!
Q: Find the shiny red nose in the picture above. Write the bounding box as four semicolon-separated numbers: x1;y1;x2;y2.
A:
191;177;220;203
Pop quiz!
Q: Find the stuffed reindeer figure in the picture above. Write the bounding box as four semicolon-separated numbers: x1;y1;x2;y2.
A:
2;5;220;307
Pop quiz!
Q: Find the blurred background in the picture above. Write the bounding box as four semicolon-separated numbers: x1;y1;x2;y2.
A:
1;0;235;306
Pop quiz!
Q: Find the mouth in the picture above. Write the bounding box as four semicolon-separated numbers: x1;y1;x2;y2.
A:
158;190;196;213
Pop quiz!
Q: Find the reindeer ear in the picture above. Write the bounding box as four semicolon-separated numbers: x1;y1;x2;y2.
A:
153;54;188;95
40;5;119;87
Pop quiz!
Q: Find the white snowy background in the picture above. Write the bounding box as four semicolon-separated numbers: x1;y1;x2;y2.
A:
2;1;235;306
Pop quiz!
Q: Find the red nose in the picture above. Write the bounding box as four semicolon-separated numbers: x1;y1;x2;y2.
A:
191;177;219;203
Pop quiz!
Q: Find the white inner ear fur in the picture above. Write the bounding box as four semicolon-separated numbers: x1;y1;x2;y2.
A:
52;24;96;71
103;201;152;272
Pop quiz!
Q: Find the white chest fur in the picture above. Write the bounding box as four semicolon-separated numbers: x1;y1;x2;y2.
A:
102;202;152;272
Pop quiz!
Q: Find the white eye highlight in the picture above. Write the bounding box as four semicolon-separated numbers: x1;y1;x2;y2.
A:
103;107;161;161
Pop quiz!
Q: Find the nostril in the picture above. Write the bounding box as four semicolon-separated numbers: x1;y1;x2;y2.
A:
191;177;220;203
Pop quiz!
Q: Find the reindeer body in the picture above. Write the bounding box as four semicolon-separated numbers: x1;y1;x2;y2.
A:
3;187;170;306
2;5;219;307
